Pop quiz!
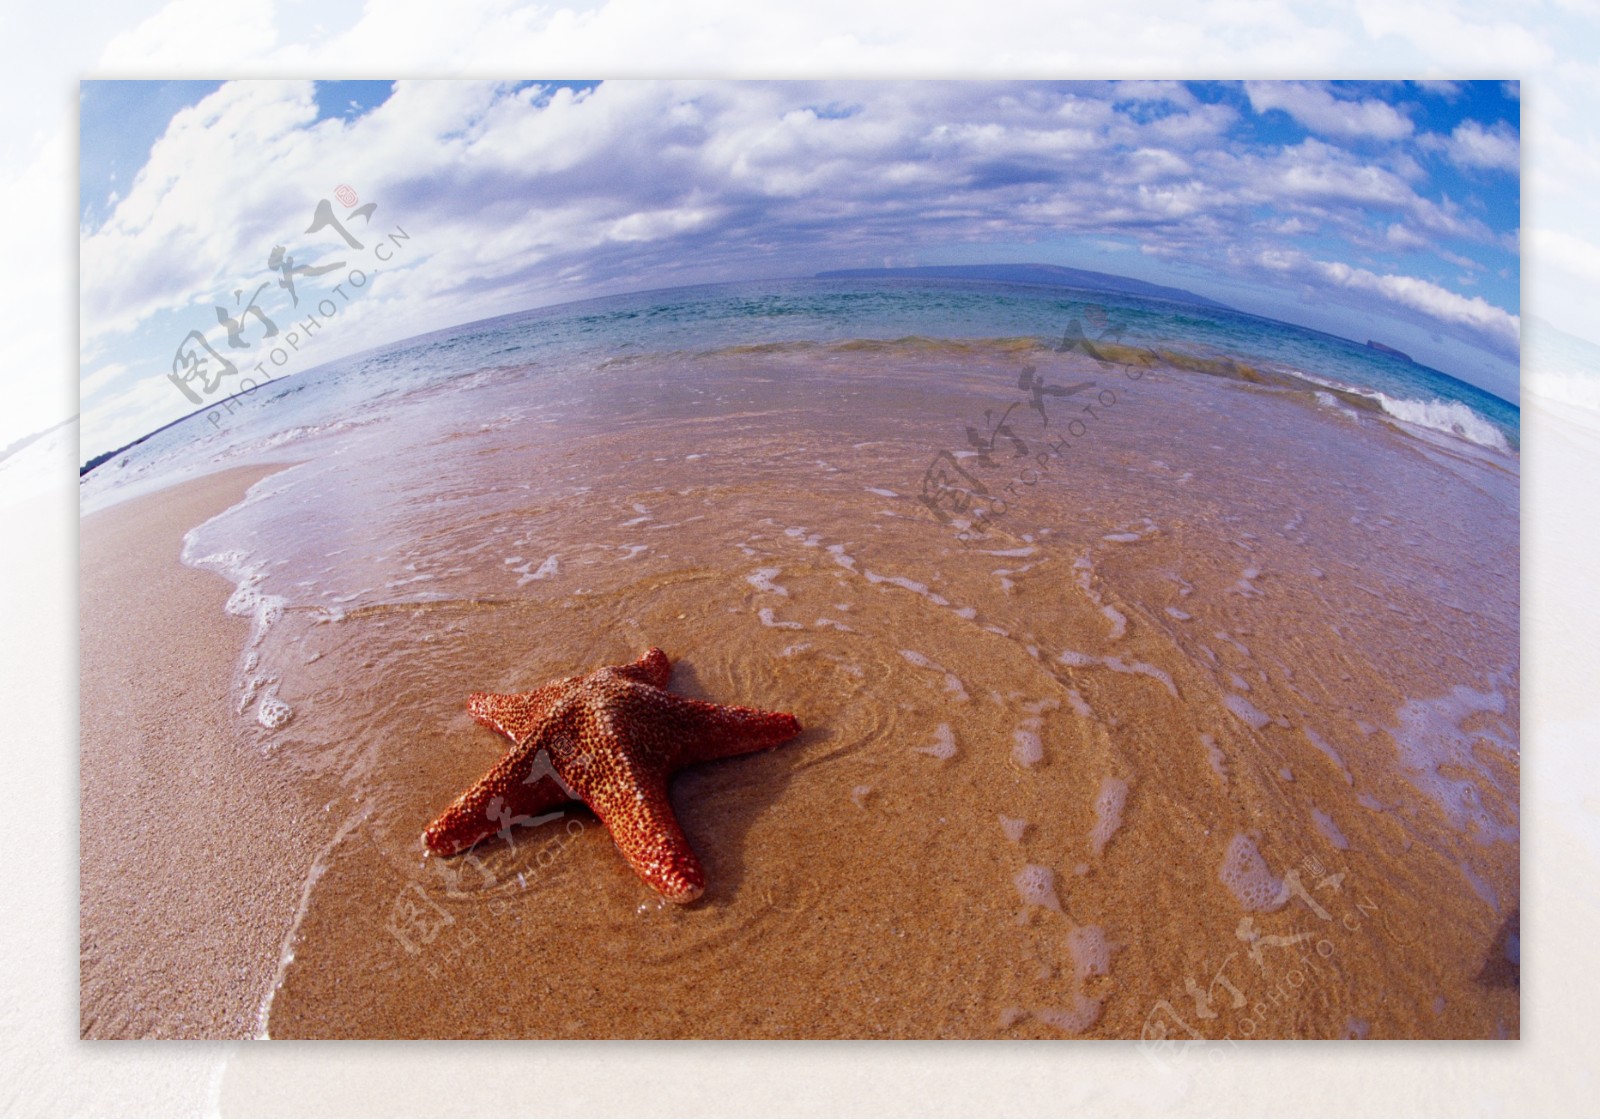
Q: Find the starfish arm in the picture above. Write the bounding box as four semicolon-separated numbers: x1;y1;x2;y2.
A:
576;768;706;903
654;691;803;766
612;647;672;689
423;745;572;856
466;682;571;744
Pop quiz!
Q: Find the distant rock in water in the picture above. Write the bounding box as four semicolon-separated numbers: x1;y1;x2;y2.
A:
1365;339;1416;363
814;262;1230;310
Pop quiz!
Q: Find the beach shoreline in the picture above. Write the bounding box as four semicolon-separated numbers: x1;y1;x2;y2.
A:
79;464;315;1039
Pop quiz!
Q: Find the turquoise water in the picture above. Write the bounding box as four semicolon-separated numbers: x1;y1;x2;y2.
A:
82;276;1519;505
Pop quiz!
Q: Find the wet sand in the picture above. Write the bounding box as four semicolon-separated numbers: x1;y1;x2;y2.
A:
80;343;1519;1039
80;464;316;1039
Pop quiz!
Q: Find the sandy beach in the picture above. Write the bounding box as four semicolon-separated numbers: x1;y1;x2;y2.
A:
79;341;1519;1040
80;464;317;1039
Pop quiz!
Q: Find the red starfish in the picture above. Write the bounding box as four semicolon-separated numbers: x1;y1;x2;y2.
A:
423;647;802;903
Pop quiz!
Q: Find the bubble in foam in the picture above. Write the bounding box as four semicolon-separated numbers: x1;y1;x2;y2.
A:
1065;924;1116;981
1014;863;1062;912
1218;833;1286;911
918;723;958;760
1088;776;1128;856
998;815;1028;843
257;692;293;730
1012;720;1045;768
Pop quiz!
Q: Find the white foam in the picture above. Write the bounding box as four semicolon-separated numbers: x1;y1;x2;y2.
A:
757;607;803;630
1012;721;1045;768
1088;777;1128;856
1303;726;1353;784
515;554;559;585
900;649;969;702
864;487;898;498
1065;688;1094;719
1034;994;1103;1034
1223;693;1272;730
1214;630;1252;657
256;688;293;730
1165;606;1191;621
998;815;1029;843
1218;834;1286;911
918;723;958;760
746;567;788;596
1390;684;1517;842
1102;656;1177;698
1058;650;1178;698
1065;924;1116;981
865;569;950;606
1312;808;1350;850
1014;863;1062;912
1101;605;1128;640
1202;734;1229;782
1373;393;1512;453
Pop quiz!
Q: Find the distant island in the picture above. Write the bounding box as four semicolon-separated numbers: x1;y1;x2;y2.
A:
813;262;1229;310
1365;339;1416;363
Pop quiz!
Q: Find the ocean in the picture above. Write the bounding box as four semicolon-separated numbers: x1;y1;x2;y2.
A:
81;276;1517;511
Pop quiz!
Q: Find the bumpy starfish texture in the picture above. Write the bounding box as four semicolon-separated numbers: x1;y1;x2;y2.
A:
423;647;801;903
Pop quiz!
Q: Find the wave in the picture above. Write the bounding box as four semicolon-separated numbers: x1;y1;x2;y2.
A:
1288;369;1512;453
1371;393;1513;454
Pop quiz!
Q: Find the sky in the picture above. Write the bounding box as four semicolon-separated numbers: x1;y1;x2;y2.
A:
77;77;1525;462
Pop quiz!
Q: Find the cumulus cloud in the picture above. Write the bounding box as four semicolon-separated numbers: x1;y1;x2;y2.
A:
1443;119;1520;172
1256;247;1519;354
1244;81;1414;140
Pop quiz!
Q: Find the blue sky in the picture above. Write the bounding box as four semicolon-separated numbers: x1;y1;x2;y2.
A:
78;79;1521;460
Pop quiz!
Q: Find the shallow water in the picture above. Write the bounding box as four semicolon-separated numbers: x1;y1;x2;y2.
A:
165;335;1519;1038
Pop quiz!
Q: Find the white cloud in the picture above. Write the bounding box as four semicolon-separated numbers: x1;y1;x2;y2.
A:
1312;256;1520;351
1443;119;1520;172
1244;81;1414;140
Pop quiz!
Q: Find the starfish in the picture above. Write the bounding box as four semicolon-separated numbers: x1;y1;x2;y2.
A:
423;647;802;903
